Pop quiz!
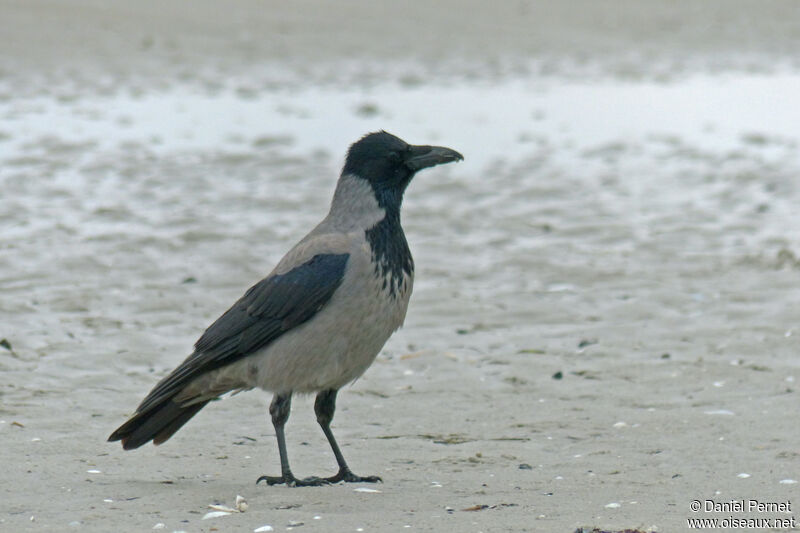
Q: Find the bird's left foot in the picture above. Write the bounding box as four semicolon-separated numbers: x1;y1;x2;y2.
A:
325;468;382;484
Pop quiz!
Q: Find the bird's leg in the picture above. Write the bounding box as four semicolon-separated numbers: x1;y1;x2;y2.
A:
257;392;330;487
257;393;296;485
314;389;382;484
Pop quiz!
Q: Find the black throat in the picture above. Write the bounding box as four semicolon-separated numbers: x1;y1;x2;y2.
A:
364;186;414;297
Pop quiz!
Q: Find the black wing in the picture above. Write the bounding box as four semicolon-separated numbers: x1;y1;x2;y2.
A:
137;252;349;412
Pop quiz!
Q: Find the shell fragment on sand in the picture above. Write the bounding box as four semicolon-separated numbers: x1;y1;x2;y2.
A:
204;495;248;519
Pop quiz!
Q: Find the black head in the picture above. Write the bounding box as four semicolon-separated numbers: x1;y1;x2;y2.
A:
342;131;463;201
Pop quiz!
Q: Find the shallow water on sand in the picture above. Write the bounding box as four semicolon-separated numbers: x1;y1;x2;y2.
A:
4;73;800;168
2;73;799;384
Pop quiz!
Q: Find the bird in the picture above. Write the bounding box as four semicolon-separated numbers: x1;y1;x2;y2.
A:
108;131;463;486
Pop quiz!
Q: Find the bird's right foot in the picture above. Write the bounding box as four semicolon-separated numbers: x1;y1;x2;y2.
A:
256;473;331;487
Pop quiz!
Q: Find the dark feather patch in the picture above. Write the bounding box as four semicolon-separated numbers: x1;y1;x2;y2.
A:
365;206;413;297
109;399;209;449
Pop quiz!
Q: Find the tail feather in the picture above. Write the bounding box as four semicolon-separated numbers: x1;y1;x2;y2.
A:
109;397;210;450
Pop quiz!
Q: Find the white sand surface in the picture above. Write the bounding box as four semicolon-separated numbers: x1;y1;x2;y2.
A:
2;1;799;532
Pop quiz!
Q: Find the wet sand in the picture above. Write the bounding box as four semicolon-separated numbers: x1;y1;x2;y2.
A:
2;1;800;532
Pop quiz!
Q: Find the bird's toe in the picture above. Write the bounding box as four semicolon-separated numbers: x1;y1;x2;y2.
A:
326;468;382;484
256;474;296;486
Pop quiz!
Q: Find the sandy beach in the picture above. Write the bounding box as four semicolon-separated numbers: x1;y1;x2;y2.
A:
2;1;799;531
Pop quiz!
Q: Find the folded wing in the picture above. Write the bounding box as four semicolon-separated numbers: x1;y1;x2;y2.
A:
139;252;350;412
108;253;349;448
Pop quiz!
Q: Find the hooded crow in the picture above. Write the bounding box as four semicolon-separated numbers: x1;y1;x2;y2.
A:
108;131;463;486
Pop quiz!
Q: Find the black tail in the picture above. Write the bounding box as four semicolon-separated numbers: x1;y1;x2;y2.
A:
108;397;210;450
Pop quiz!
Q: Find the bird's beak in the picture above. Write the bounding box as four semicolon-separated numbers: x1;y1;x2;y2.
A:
404;145;464;172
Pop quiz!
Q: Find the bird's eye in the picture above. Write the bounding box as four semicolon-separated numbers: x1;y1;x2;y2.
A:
387;151;401;163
